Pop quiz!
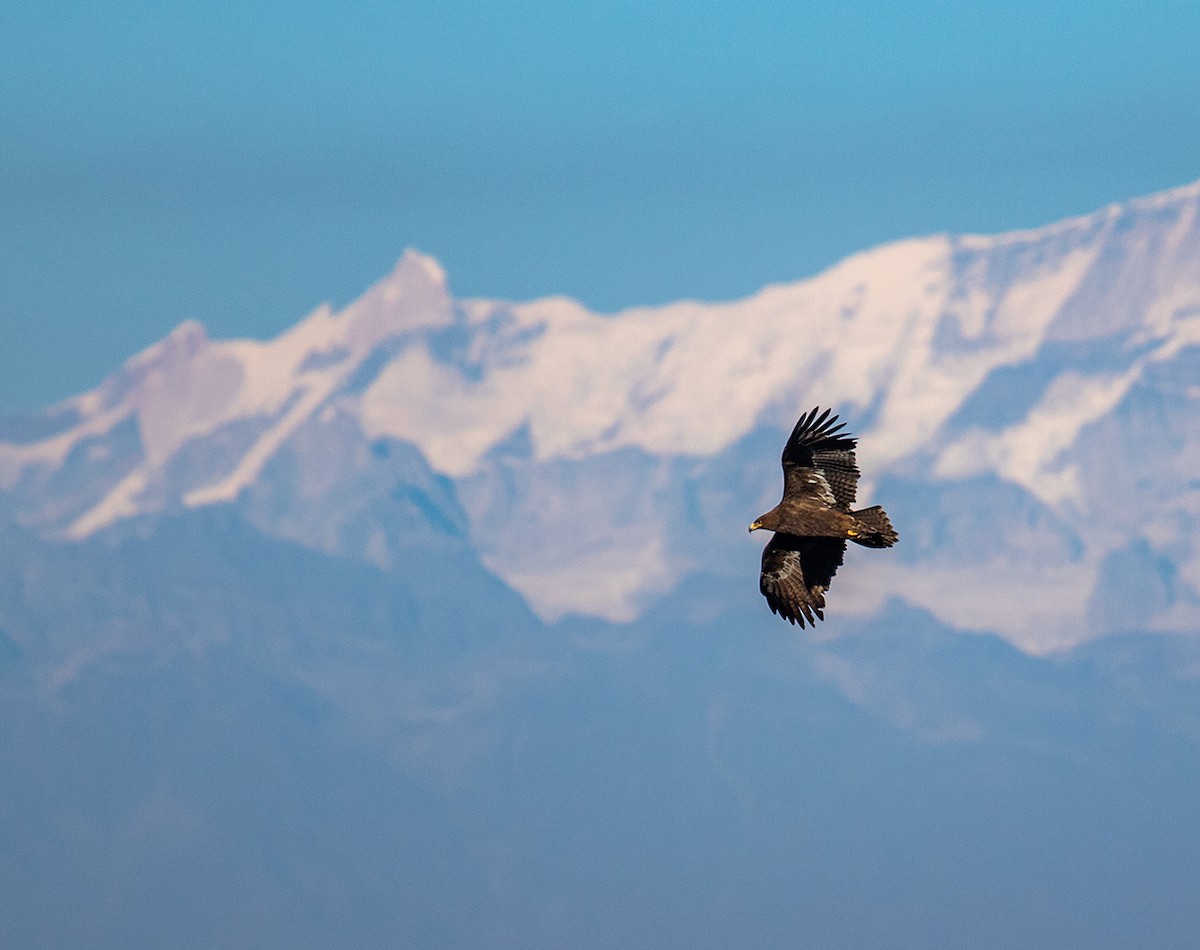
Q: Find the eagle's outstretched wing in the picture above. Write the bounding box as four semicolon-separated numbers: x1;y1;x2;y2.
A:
759;533;847;627
780;406;860;511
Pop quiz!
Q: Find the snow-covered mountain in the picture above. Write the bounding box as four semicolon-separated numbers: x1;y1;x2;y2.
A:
4;181;1200;652
6;182;1200;950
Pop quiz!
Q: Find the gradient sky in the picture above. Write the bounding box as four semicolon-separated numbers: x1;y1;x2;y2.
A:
3;0;1200;409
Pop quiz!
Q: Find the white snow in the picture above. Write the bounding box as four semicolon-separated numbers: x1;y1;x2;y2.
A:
182;381;337;508
0;402;132;485
67;468;149;538
935;367;1143;510
8;182;1200;652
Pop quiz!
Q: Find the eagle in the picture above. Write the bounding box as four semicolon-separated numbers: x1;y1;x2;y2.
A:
749;407;898;627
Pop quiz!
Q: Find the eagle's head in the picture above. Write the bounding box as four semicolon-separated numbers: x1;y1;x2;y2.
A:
748;509;782;533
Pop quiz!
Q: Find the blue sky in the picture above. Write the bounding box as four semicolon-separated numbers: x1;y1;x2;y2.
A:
3;0;1199;409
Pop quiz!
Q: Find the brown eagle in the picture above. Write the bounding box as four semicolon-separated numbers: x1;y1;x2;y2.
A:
749;407;898;627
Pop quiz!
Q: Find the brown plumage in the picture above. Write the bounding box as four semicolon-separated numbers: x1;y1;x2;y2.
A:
749;407;898;627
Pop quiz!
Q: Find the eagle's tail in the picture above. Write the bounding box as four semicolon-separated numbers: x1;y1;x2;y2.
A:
850;506;898;548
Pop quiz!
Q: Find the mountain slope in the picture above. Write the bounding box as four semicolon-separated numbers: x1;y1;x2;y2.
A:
3;518;1200;950
4;182;1200;949
4;182;1200;650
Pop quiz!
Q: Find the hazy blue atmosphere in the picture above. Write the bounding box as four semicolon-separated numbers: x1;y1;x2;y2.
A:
4;4;1200;949
3;0;1200;408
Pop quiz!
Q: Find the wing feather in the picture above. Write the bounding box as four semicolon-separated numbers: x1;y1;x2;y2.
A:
780;407;860;511
759;534;846;628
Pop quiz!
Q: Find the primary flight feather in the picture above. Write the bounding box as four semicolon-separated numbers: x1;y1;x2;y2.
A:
749;407;898;627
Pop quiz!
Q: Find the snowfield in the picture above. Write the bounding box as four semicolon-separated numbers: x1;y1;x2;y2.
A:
4;180;1200;651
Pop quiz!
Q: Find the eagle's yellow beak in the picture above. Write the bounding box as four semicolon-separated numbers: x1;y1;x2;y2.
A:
748;520;763;533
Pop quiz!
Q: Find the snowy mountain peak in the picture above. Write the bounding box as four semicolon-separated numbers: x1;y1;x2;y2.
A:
4;183;1200;651
338;247;455;344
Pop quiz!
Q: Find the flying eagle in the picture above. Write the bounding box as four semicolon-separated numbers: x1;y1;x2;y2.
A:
749;407;898;627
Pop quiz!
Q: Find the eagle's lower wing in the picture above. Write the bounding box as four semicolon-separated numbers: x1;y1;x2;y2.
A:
781;407;860;510
759;534;846;627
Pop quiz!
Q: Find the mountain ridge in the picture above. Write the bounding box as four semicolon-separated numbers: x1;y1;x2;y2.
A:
3;181;1200;650
4;184;1200;948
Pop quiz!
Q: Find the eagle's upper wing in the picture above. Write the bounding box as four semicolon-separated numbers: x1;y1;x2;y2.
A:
759;534;847;627
780;406;860;511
